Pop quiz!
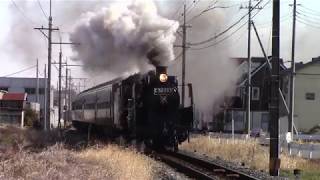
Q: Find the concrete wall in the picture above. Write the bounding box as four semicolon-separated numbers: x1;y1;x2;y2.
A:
294;64;320;132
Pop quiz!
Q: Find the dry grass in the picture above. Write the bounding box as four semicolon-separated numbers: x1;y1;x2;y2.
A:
180;135;320;174
0;125;159;180
78;145;157;179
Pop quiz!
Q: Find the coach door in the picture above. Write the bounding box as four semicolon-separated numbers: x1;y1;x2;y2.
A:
113;84;121;127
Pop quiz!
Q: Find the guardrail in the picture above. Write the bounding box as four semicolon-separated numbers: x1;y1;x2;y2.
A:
294;134;320;141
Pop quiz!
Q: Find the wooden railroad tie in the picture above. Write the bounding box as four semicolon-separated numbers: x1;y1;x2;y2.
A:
226;173;240;178
213;168;226;173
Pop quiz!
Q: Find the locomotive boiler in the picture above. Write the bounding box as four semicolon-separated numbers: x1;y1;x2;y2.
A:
71;66;193;150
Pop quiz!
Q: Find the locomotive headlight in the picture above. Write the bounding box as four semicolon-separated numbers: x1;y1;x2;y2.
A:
159;73;168;83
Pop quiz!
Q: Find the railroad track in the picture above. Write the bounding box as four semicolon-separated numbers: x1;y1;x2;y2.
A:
157;150;261;180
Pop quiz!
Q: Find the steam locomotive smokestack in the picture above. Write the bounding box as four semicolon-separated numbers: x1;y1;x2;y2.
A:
156;66;167;77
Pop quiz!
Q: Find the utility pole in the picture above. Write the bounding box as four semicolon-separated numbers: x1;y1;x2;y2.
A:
240;0;262;136
180;3;192;107
68;70;72;120
44;64;47;131
58;45;62;129
289;0;297;139
36;59;39;103
181;3;187;107
35;0;79;130
65;65;68;127
270;0;280;176
247;0;252;136
34;0;59;130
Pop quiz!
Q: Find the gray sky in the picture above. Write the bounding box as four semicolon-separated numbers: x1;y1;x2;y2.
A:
0;0;320;89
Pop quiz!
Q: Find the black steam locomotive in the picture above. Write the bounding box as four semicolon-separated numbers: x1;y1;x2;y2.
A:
71;66;193;150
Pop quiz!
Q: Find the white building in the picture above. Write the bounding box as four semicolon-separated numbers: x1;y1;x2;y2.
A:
290;57;320;134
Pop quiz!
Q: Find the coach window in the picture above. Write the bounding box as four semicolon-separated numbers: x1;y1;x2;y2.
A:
0;87;8;91
25;88;36;94
252;87;260;101
305;92;315;100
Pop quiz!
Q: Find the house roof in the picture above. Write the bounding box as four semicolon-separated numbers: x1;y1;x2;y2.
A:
1;93;27;101
232;57;287;86
284;56;320;74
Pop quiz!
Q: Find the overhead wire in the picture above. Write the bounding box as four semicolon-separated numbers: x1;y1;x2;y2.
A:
296;17;320;29
299;5;320;16
37;0;48;20
187;2;240;23
189;0;270;50
296;10;320;22
170;1;185;19
296;14;320;26
188;0;265;46
185;0;201;16
0;65;37;78
176;0;201;21
10;0;39;26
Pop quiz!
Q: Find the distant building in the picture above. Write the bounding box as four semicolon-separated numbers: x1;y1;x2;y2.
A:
214;57;288;134
0;92;27;127
0;77;54;128
285;56;320;133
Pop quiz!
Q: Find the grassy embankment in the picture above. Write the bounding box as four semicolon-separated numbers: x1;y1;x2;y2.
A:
0;125;158;180
180;135;320;180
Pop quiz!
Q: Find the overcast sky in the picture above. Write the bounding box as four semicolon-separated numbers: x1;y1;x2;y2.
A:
0;0;320;89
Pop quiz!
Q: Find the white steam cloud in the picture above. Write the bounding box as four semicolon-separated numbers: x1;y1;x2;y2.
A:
70;0;179;74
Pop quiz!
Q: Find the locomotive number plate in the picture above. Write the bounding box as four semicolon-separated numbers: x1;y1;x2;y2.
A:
154;87;177;95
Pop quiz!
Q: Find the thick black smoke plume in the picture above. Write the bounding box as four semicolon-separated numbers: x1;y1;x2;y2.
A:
70;0;179;74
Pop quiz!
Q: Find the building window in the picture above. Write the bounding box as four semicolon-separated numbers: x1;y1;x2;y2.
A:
305;92;315;100
25;88;36;94
39;88;45;94
252;87;260;101
0;87;8;91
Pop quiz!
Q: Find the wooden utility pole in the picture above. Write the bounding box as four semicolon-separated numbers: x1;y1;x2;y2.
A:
247;0;252;136
44;64;47;131
269;0;280;176
36;59;39;103
65;65;68;127
34;0;59;130
240;0;262;135
181;3;187;107
68;70;72;120
35;0;79;130
58;47;62;129
289;0;297;137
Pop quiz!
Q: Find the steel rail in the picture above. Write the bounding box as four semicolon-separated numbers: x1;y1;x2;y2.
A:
157;150;261;180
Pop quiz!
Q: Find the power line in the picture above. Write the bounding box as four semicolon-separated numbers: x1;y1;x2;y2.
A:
296;17;320;29
10;0;38;26
37;0;48;19
176;0;200;21
297;8;320;18
185;0;201;16
190;0;270;50
188;0;264;46
190;21;247;50
187;2;239;23
254;13;291;27
296;14;320;26
296;10;320;22
299;5;320;16
171;1;185;19
0;65;36;78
